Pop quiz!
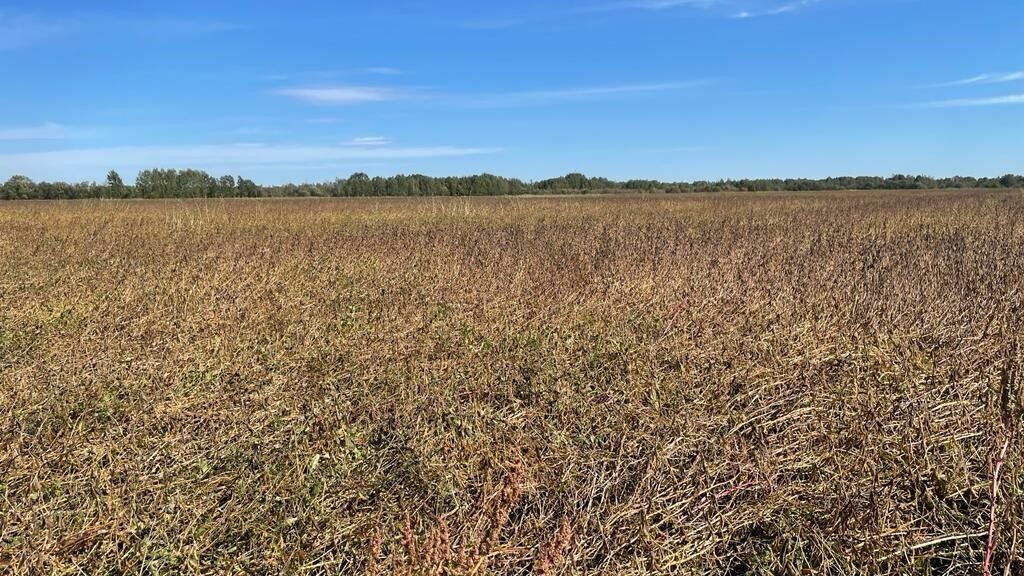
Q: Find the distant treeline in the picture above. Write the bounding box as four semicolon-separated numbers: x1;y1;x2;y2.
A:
2;170;1023;200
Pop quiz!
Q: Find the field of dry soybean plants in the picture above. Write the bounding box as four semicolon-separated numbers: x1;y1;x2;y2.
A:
1;190;1022;574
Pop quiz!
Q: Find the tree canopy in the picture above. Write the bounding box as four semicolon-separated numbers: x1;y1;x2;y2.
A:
2;170;1023;200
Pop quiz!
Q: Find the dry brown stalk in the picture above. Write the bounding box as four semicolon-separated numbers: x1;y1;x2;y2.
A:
984;432;1013;576
1;190;1022;574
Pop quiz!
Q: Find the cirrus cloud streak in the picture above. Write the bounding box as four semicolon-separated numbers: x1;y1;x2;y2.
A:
921;94;1024;108
0;143;500;181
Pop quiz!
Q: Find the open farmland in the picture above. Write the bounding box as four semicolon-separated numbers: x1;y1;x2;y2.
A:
1;190;1021;574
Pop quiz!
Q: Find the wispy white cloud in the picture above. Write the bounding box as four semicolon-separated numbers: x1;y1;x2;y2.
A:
1;10;238;50
362;67;402;76
455;0;710;28
0;122;68;140
344;136;391;146
921;94;1024;108
0;12;68;50
931;72;1024;88
454;17;531;30
260;74;291;82
458;0;814;27
0;143;500;179
276;81;706;107
594;0;711;12
121;17;239;34
275;86;417;105
732;0;816;18
304;117;340;125
462;81;711;107
591;0;816;17
264;68;404;82
226;126;277;137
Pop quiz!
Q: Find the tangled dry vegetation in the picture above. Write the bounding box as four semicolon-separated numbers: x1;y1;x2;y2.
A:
1;190;1022;574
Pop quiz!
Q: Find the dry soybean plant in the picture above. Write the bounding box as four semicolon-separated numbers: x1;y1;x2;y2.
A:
0;190;1021;574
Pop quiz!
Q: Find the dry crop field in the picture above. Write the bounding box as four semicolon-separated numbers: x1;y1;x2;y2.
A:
1;190;1022;574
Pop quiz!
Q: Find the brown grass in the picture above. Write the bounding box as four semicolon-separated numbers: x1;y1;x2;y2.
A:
0;190;1021;574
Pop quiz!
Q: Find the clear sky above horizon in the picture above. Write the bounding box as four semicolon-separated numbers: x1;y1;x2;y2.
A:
1;0;1022;184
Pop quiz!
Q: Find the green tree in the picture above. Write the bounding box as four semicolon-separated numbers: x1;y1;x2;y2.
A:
106;170;126;197
217;175;236;197
345;172;371;196
237;177;260;198
2;175;36;200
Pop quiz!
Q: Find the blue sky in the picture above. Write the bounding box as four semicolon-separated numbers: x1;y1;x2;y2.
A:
1;0;1022;184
